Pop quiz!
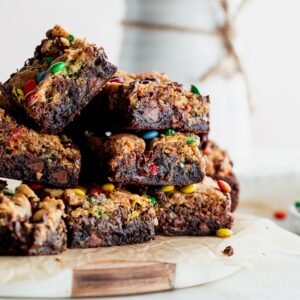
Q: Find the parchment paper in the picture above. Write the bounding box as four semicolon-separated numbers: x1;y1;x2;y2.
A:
1;213;300;288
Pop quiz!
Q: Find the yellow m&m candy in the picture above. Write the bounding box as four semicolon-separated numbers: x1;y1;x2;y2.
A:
216;228;233;238
101;183;115;192
180;184;197;194
73;188;86;196
162;185;175;193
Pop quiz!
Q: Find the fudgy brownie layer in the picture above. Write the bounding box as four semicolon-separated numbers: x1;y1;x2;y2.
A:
0;156;79;187
57;187;157;248
79;70;209;134
85;132;206;186
153;177;233;236
204;140;239;212
0;108;80;187
67;212;155;248
0;184;66;255
1;25;117;134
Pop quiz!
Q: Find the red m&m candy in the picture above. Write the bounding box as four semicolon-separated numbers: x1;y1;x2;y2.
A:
23;79;36;95
274;210;287;220
28;184;44;190
149;163;158;175
89;186;104;196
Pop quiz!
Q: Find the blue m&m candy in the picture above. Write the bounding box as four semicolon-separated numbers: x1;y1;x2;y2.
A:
142;130;159;140
37;71;47;84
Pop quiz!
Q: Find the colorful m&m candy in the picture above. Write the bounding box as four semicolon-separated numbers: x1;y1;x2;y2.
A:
142;130;159;140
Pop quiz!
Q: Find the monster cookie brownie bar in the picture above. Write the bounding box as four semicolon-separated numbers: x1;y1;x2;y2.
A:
151;176;233;236
0;184;66;255
0;108;80;187
80;70;210;134
1;25;117;134
204;140;239;212
85;132;206;185
42;185;157;248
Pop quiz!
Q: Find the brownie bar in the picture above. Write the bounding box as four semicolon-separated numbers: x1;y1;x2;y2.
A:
0;108;81;187
42;186;157;248
204;140;239;211
85;132;206;185
0;184;66;255
152;176;233;236
1;25;117;134
79;70;209;134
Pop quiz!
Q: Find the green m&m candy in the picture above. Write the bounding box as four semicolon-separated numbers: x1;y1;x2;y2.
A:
191;84;201;95
150;197;157;205
50;62;66;74
46;56;54;64
165;129;175;136
186;135;196;144
68;34;75;44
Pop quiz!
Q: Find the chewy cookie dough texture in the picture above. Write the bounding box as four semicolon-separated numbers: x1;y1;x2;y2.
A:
0;108;81;187
0;184;66;255
81;71;210;134
85;132;206;186
1;25;117;134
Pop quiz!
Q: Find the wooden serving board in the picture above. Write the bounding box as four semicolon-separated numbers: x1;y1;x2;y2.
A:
72;261;176;297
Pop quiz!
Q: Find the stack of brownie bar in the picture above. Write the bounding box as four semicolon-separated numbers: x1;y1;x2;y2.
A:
78;69;236;236
0;25;238;255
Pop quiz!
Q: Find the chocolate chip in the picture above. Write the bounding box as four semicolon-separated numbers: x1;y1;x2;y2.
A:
29;162;44;172
223;245;234;256
140;80;151;84
144;77;160;83
51;171;67;184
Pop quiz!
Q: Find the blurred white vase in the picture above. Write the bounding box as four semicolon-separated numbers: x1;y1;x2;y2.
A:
120;0;252;171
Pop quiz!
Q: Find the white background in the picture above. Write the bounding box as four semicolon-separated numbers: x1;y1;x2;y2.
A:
0;0;125;78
